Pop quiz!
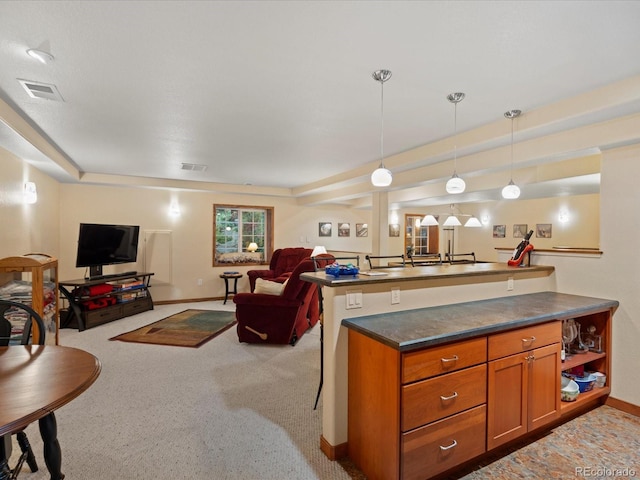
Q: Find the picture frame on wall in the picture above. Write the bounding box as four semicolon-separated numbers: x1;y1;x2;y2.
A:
319;222;332;237
536;223;552;238
389;224;400;237
513;224;528;238
356;223;368;237
338;223;350;237
493;225;506;238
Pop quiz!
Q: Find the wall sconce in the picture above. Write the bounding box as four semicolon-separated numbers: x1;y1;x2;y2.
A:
559;211;570;223
169;202;181;216
24;182;37;204
481;215;490;226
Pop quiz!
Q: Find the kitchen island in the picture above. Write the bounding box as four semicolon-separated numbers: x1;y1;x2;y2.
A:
341;291;617;479
300;261;557;459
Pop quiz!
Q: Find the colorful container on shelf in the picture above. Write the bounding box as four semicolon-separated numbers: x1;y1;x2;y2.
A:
325;263;359;278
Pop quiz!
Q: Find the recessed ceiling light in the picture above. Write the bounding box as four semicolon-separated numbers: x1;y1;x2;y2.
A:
26;48;54;64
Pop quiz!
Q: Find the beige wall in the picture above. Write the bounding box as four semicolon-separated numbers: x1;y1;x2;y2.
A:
0;147;59;259
57;184;370;301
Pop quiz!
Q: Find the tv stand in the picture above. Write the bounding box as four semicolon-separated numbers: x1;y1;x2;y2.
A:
59;272;154;331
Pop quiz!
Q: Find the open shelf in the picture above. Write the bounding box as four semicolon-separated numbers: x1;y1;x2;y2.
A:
561;351;606;371
560;386;610;415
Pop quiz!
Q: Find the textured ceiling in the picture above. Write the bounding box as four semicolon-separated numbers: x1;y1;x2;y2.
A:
1;1;640;208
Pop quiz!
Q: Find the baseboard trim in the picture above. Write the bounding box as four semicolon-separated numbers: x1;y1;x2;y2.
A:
606;396;640;417
320;435;348;460
154;297;222;305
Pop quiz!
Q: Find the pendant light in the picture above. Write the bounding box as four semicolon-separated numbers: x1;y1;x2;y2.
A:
502;109;522;199
370;69;393;187
445;92;466;194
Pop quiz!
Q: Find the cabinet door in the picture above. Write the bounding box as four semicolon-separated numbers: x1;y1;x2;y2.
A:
487;353;527;450
528;342;561;431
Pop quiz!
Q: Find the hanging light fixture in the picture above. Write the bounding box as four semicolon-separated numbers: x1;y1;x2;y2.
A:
370;69;393;187
464;216;482;227
421;204;482;227
502;109;522;199
445;92;466;194
420;214;439;226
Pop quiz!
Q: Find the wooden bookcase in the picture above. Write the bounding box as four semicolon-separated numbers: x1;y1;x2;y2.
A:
0;253;59;345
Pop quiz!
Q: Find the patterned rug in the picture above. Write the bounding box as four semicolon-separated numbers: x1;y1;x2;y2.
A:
110;309;236;348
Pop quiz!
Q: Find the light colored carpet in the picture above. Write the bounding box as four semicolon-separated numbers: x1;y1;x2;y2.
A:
9;301;350;480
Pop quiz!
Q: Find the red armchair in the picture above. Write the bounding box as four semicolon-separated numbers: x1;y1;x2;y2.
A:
247;247;312;292
234;258;320;345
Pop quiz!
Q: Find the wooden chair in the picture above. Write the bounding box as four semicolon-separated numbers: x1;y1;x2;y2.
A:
409;253;443;266
0;300;46;478
446;252;476;264
310;254;360;410
365;254;405;269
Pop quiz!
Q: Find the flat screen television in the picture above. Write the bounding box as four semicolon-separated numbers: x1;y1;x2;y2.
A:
76;223;140;278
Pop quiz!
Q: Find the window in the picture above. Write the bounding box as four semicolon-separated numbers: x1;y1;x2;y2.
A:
213;204;274;266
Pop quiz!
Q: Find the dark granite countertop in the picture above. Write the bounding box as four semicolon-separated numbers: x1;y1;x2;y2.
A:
342;291;619;352
300;262;554;287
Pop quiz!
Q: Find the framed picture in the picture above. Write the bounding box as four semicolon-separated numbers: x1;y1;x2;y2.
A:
319;222;332;237
513;224;528;238
389;224;400;237
338;223;350;237
493;225;506;238
536;223;552;238
356;223;368;237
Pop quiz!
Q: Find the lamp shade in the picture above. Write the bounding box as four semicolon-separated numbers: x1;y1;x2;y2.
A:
445;174;466;194
501;180;521;199
311;245;327;257
443;215;462;227
371;167;393;187
421;214;439;226
247;242;258;252
464;216;482;227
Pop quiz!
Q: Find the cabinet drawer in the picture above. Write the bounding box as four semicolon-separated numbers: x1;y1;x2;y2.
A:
488;321;560;361
402;364;486;431
84;304;123;328
122;297;153;315
402;404;486;480
402;337;487;384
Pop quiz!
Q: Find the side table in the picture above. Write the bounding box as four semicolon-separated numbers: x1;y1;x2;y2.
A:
219;272;243;304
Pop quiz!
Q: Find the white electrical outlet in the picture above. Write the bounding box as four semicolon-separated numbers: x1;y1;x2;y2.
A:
391;289;400;304
507;277;514;291
197;278;203;286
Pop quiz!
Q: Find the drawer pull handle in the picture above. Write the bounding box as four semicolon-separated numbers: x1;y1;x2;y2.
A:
440;355;459;363
521;336;536;345
439;439;458;451
440;391;458;401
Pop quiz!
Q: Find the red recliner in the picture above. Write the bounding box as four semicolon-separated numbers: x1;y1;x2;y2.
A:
247;247;312;292
234;258;319;345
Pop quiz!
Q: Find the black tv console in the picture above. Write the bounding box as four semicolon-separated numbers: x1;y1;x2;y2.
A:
59;272;154;331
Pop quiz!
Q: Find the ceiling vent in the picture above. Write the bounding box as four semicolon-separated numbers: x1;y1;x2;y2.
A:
180;162;208;172
18;79;64;101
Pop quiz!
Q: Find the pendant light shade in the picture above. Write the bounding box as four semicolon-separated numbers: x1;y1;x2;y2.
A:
443;215;462;227
464;216;482;227
502;109;521;199
421;214;439;226
371;69;393;187
445;92;466;194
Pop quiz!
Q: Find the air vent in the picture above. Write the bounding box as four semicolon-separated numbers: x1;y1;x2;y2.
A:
180;163;208;172
18;79;64;101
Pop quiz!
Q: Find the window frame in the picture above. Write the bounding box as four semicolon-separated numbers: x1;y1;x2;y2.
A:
213;204;274;266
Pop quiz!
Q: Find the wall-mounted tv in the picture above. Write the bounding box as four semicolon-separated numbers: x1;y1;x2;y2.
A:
76;223;140;278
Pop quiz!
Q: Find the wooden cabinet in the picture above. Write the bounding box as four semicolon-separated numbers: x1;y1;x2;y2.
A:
487;323;561;449
348;332;487;480
0;253;59;344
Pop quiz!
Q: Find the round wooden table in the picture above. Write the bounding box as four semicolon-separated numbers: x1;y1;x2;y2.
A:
0;345;101;480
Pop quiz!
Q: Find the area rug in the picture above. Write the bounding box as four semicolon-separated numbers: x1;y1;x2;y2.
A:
110;309;236;348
